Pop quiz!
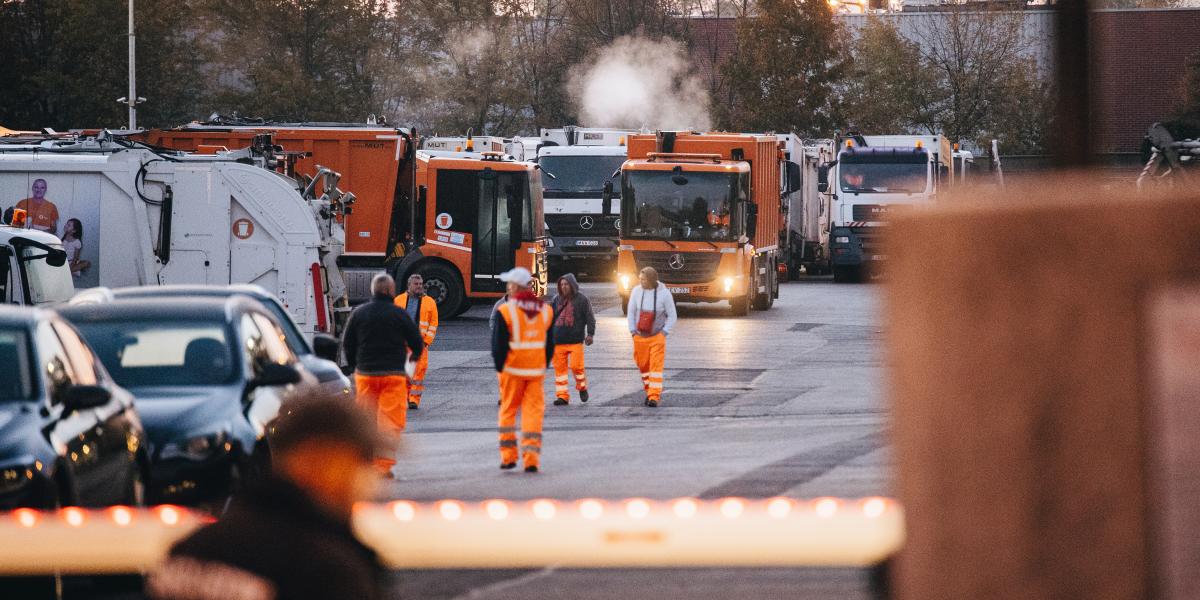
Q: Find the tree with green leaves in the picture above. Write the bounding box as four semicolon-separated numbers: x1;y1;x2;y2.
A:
714;0;846;136
0;0;205;130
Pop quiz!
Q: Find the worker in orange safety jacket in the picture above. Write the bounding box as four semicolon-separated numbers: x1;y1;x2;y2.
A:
491;267;555;473
394;274;438;410
626;267;677;407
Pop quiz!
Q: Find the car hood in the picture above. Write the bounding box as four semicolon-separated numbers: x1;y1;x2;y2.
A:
0;406;51;465
299;354;347;386
125;386;245;448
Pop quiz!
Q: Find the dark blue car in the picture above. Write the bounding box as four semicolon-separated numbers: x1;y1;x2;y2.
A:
59;297;312;505
0;306;145;509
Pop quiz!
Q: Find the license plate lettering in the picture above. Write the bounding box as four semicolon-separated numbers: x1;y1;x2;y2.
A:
575;240;599;246
669;287;689;294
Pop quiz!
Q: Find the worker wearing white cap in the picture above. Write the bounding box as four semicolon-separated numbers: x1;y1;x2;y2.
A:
491;266;555;472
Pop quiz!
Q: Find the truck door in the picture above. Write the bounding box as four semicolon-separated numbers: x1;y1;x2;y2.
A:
471;171;518;293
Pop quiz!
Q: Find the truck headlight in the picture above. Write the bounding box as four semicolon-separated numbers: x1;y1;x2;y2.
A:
723;277;735;293
619;274;631;290
834;236;851;244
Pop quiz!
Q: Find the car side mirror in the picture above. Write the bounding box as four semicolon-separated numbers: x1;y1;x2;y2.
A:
312;334;339;362
248;362;301;392
63;385;111;412
602;181;613;215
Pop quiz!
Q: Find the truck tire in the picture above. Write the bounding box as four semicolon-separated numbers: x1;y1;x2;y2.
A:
833;265;860;283
619;295;629;316
752;260;772;311
730;294;749;316
415;263;465;316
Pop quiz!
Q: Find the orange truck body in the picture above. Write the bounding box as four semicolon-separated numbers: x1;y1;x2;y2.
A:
135;125;547;314
616;132;785;315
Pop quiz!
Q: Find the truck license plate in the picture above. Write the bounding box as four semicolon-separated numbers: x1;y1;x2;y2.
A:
575;240;599;246
669;287;689;294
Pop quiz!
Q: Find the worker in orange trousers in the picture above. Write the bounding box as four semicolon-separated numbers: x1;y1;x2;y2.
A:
341;274;424;476
626;267;677;407
394;273;438;410
492;267;555;472
549;274;595;405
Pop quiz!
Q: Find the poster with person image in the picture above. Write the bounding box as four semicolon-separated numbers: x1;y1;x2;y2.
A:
1;174;102;289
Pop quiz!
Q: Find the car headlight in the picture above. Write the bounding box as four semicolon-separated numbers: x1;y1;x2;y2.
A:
834;236;851;244
0;465;35;494
163;431;230;461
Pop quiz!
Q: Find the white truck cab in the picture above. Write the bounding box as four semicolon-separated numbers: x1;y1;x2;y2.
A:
0;226;75;305
823;134;953;282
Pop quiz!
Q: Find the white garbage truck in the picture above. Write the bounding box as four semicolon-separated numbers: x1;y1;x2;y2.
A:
821;133;954;282
0;134;347;335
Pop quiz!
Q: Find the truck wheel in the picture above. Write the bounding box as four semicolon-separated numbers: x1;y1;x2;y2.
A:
730;294;749;316
619;295;629;316
416;263;465;316
752;261;772;311
832;265;860;283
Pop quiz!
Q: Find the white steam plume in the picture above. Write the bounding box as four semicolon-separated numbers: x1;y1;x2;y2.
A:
570;36;711;131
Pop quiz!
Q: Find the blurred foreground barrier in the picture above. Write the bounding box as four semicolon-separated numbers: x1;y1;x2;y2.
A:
356;496;904;569
0;497;903;574
884;179;1200;600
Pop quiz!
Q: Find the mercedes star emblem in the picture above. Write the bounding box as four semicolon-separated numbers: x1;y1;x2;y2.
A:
668;253;686;270
579;215;595;230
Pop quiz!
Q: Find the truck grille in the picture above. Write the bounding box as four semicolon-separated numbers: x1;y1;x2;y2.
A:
851;204;900;222
632;251;721;284
851;228;885;253
546;213;618;237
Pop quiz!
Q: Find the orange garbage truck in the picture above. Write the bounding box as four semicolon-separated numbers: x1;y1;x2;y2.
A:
615;132;799;316
133;122;547;315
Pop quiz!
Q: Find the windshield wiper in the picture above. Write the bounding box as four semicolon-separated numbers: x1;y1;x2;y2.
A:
663;239;679;249
842;187;874;193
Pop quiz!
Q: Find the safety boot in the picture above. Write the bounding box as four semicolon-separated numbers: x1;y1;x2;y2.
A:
525;465;539;473
408;401;418;410
500;462;517;470
645;399;659;407
553;398;568;406
579;389;589;403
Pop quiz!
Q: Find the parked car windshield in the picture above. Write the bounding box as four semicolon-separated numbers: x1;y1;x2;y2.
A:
72;319;237;388
0;328;35;401
257;299;310;356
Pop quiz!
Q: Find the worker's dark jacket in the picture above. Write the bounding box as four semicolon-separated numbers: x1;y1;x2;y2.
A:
150;478;383;600
550;274;596;345
342;293;424;376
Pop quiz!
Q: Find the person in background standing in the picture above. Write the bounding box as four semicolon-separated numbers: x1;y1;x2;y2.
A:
492;267;555;472
393;274;438;410
549;273;595;406
626;267;677;407
62;218;90;278
341;273;424;477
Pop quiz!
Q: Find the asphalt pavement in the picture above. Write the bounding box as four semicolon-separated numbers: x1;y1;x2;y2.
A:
385;277;889;599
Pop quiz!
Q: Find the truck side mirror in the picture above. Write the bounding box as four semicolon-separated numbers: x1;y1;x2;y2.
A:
818;182;829;193
602;181;613;215
785;161;802;194
817;164;830;185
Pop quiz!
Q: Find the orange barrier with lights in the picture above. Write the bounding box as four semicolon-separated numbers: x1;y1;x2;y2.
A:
356;496;904;568
0;498;903;574
0;506;203;574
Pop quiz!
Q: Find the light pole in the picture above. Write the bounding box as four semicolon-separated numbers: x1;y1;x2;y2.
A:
120;0;142;131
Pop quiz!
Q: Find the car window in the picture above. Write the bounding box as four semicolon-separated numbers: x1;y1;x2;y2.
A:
72;319;235;388
0;327;34;401
51;320;99;386
34;321;75;402
239;313;268;374
251;312;295;366
259;299;310;355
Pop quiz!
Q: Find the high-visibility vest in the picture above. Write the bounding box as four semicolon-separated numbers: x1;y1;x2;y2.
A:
394;293;439;346
498;301;553;378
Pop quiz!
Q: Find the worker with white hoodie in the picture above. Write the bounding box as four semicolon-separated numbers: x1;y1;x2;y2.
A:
626;267;677;407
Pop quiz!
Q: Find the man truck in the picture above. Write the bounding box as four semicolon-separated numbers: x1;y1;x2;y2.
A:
616;131;800;316
538;126;638;278
822;134;953;282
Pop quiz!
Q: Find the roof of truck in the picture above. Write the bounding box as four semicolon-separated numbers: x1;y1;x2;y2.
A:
538;145;628;157
0;226;64;246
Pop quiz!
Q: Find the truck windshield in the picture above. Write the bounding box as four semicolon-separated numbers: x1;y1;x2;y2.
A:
19;246;74;305
538;155;626;195
622;170;740;241
72;320;238;388
0;329;34;402
839;160;928;194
